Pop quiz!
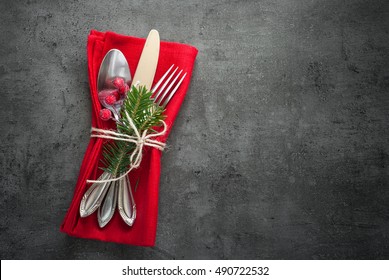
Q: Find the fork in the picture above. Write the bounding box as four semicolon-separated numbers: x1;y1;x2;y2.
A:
152;64;187;106
80;65;187;228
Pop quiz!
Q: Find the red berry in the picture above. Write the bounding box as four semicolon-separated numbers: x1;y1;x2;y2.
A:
99;108;112;121
105;94;116;105
112;90;120;100
119;84;130;95
112;77;125;89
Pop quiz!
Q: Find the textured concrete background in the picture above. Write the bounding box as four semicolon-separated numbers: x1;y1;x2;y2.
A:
1;0;389;259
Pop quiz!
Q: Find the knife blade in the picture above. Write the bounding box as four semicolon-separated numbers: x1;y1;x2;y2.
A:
131;29;160;90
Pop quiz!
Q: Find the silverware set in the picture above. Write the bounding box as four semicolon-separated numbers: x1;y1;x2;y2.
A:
80;33;187;227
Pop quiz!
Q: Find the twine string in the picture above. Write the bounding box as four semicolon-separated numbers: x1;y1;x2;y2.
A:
87;111;166;183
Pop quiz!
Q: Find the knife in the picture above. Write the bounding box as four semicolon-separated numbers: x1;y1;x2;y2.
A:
131;29;160;90
116;29;160;227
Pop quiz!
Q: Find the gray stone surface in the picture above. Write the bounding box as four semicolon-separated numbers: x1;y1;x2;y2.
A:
1;0;389;259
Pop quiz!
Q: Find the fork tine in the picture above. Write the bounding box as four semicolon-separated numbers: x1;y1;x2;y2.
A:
151;64;174;93
161;72;187;108
153;66;178;101
156;70;183;106
151;64;187;109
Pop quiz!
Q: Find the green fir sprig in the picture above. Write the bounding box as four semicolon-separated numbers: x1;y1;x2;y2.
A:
101;86;165;177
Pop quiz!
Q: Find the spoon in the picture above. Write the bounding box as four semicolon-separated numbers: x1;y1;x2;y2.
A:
80;49;137;228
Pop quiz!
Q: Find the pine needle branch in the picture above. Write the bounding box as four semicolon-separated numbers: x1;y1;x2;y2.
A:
101;86;166;177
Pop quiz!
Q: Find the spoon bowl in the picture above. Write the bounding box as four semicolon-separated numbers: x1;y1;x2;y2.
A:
97;49;132;119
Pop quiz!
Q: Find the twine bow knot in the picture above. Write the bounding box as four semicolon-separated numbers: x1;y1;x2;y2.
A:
87;111;167;183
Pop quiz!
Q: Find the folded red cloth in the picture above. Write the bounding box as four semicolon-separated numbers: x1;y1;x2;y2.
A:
60;30;198;246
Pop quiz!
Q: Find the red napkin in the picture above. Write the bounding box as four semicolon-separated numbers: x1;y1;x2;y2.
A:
60;30;198;246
